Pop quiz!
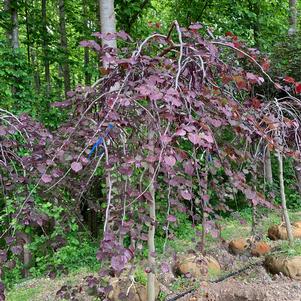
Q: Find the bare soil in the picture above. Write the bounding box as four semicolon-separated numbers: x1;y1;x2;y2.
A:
165;247;301;301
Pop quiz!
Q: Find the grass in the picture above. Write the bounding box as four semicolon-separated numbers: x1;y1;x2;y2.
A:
6;268;97;301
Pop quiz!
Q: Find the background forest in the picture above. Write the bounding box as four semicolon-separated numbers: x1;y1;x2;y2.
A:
1;1;301;301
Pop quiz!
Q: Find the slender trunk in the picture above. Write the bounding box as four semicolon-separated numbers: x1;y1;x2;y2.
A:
4;0;10;42
10;0;19;50
84;48;91;85
5;0;19;97
277;150;294;245
200;154;209;255
264;148;273;185
23;234;32;278
59;0;71;97
41;0;51;96
251;163;258;234
83;0;91;85
294;161;301;196
25;0;31;63
147;130;156;301
99;0;117;50
31;48;41;93
289;0;297;35
252;1;260;48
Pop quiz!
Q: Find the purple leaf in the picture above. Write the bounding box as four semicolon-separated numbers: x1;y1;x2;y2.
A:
201;133;214;144
202;194;210;202
160;135;172;144
189;23;203;30
188;133;201;145
41;174;52;184
11;245;22;255
164;155;176;167
180;190;192;200
111;255;127;273
0;250;7;263
161;262;170;273
175;129;186;136
167;215;177;222
184;160;194;176
0;127;6;136
71;162;83;173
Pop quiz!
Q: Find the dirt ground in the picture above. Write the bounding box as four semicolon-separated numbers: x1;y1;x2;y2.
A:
178;268;301;301
164;248;301;301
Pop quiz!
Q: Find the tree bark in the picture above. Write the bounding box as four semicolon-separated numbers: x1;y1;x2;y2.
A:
4;0;19;49
83;0;91;85
10;0;19;49
251;163;258;235
147;130;156;301
99;0;117;50
289;0;297;35
59;0;71;97
264;148;273;185
25;0;31;63
277;150;294;245
41;0;51;96
31;48;41;93
22;234;32;278
4;0;10;42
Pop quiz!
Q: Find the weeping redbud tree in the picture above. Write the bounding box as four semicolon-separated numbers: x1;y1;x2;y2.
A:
71;23;276;299
1;23;299;301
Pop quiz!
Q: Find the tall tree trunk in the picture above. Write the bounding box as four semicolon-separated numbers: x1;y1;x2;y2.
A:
25;0;31;63
59;0;71;97
10;0;19;49
4;0;20;48
41;0;51;96
99;0;117;50
147;130;156;301
4;0;10;42
5;0;20;98
83;0;91;85
251;0;261;48
289;0;297;35
277;150;294;245
31;47;41;93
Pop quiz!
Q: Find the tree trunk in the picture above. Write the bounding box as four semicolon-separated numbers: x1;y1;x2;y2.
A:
294;161;301;196
251;0;261;48
200;153;209;255
59;0;71;97
289;0;297;35
264;148;273;185
31;48;41;93
147;130;156;301
99;0;117;50
10;0;19;49
83;0;91;85
41;0;51;96
25;0;31;63
4;0;20;48
277;150;294;245
23;234;32;278
4;0;10;42
251;163;258;235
